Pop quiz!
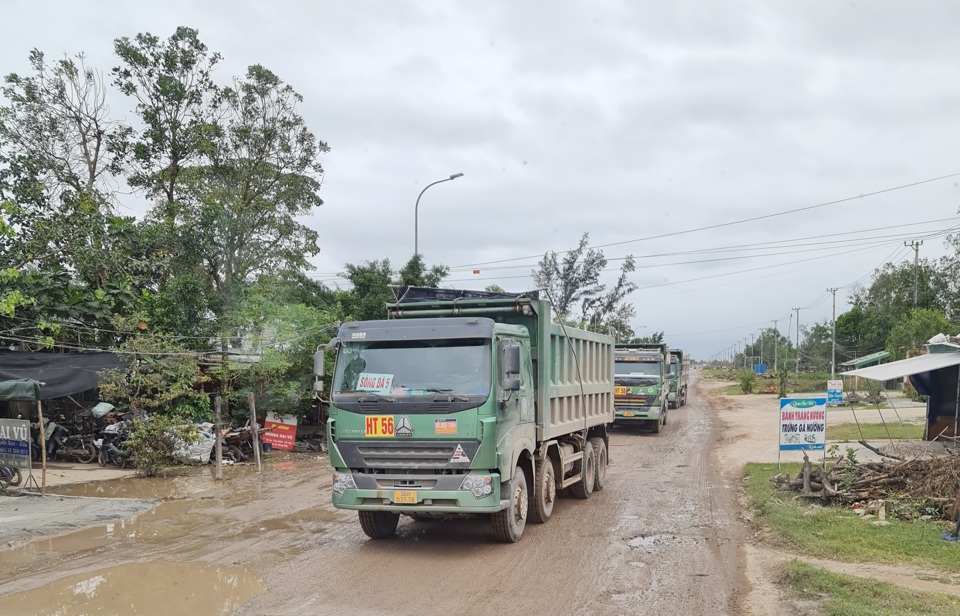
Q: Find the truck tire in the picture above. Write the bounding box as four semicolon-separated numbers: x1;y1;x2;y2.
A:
570;442;595;499
589;437;607;492
681;388;687;407
529;457;556;524
493;466;528;542
651;416;662;434
358;511;400;539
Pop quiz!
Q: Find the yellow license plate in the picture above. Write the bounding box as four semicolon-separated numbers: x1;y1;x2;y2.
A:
393;490;417;504
365;415;394;437
623;411;635;417
615;386;628;395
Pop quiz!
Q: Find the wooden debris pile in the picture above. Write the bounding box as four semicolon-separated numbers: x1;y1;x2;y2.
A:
771;450;960;521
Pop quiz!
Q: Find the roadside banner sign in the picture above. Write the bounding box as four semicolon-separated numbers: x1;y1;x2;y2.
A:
0;418;31;469
262;413;298;451
753;364;767;375
827;380;843;406
779;398;826;451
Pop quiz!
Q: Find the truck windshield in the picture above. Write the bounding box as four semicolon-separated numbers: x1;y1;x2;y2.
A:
615;360;661;381
334;338;491;397
668;360;678;376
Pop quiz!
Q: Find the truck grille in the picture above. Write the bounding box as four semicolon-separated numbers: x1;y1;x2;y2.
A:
615;400;651;410
356;443;459;470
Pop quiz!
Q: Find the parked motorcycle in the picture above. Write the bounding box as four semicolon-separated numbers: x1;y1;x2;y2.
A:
95;418;133;467
52;428;97;464
30;417;66;461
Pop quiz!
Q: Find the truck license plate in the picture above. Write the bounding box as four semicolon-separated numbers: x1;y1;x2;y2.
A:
623;411;635;417
615;386;628;395
393;490;417;504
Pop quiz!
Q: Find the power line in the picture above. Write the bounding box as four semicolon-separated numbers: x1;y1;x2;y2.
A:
450;172;960;269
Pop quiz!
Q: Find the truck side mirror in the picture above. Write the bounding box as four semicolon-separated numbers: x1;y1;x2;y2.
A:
502;345;521;375
502;377;521;392
313;350;325;378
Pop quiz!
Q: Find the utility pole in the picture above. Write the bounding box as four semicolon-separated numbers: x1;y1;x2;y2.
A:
760;330;764;370
795;308;802;375
905;240;923;308
828;288;838;378
771;319;779;372
743;338;749;369
749;333;755;369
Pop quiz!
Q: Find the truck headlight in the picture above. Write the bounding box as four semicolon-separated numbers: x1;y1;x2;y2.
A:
459;474;493;499
333;472;356;497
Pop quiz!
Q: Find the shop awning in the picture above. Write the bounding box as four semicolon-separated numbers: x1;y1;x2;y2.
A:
0;378;41;401
842;352;960;381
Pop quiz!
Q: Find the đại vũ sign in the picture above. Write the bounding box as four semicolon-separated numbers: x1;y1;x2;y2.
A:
0;419;32;469
262;413;298;451
779;398;826;451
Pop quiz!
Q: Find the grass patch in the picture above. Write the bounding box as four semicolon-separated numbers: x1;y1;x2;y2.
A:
828;421;925;442
744;462;960;573
782;560;960;615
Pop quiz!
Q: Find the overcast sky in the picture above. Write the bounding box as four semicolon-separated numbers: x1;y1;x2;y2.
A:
5;1;960;359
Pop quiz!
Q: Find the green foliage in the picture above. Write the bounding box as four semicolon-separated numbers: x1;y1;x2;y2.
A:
339;255;450;323
738;369;756;394
123;415;200;477
781;560;960;616
97;322;210;417
885;308;958;360
533;233;638;341
777;366;789;398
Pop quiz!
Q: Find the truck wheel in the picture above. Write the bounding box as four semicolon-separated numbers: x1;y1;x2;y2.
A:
358;511;400;539
493;466;528;542
681;388;687;407
529;457;556;524
589;437;607;492
570;442;595;499
651;416;662;434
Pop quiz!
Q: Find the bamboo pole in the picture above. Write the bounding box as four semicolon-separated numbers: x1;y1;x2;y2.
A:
214;393;223;481
247;392;262;473
37;400;46;496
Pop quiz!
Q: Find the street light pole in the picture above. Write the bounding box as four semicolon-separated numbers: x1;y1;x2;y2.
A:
414;173;464;257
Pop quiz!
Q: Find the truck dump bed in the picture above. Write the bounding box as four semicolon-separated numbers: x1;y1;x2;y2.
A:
388;287;615;441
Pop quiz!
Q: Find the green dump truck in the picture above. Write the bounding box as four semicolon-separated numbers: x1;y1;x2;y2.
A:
667;348;690;408
322;287;615;543
614;343;670;432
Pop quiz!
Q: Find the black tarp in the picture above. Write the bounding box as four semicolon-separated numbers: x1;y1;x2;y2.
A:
390;286;540;303
0;350;125;399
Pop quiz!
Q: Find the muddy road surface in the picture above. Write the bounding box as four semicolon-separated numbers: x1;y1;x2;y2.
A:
0;379;748;615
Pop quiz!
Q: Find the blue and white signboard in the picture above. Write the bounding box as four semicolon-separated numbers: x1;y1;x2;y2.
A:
827;380;843;406
0;419;32;469
779;398;827;451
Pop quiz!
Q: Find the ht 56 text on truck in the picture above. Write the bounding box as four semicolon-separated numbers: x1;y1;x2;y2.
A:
614;343;669;433
320;287;615;543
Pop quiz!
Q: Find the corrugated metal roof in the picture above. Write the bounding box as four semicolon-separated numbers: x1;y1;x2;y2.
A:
842;352;960;380
839;350;890;369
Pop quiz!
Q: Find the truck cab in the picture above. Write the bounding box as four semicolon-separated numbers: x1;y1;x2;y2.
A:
614;344;669;433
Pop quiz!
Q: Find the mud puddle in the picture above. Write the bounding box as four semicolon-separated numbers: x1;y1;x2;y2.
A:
4;560;263;615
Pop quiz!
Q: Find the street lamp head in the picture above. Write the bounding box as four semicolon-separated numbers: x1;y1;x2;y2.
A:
449;173;464;180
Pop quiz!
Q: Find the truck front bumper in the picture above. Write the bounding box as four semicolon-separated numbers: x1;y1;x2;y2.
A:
614;405;662;422
331;471;505;514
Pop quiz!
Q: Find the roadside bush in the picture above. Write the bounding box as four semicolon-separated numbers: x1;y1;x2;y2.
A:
124;415;200;477
739;370;756;394
777;367;789;398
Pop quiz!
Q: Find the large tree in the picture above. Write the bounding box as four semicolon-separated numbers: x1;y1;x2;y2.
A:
533;233;637;339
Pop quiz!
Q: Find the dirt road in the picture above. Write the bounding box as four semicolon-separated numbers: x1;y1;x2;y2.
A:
0;376;749;615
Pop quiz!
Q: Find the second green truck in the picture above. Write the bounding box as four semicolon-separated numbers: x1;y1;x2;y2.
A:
614;343;670;432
